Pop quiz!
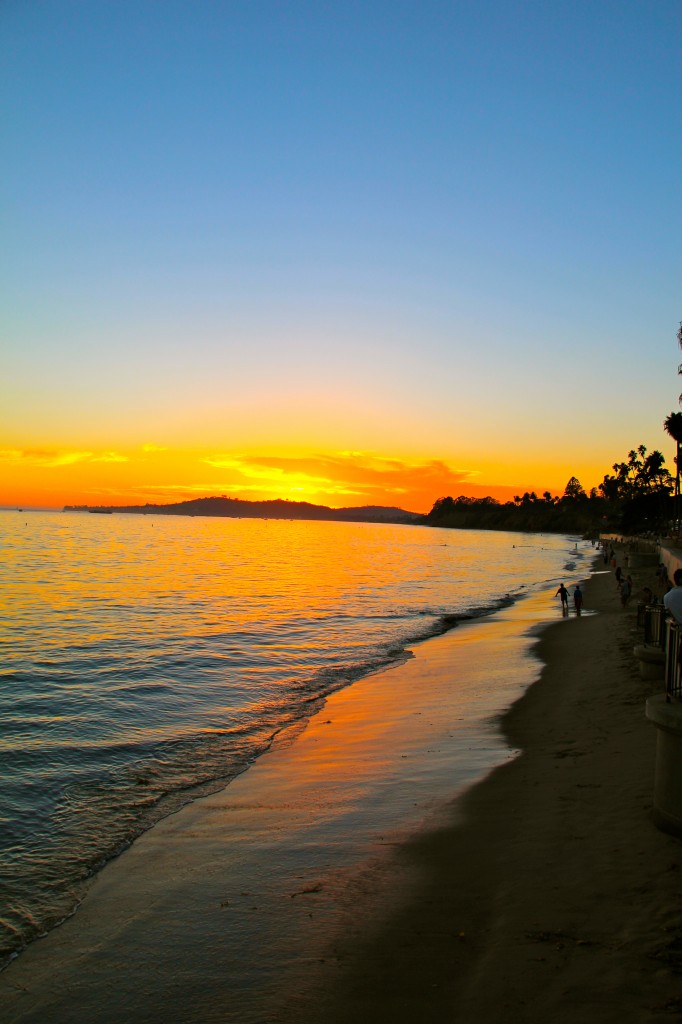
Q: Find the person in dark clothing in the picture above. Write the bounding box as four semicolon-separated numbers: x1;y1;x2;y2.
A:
574;585;584;616
556;583;569;616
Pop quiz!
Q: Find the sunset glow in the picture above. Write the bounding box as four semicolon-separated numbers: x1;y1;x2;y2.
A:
2;3;680;513
0;443;634;513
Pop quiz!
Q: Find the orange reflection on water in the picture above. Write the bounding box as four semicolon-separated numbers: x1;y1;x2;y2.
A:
234;601;547;847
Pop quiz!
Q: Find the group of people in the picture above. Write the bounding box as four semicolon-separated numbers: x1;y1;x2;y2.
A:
614;564;633;607
557;539;638;617
555;582;583;617
556;543;682;621
602;545;682;623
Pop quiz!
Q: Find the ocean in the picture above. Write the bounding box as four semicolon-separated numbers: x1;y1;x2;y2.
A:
0;510;592;967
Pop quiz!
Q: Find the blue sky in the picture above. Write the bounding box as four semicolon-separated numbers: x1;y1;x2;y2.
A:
2;0;681;506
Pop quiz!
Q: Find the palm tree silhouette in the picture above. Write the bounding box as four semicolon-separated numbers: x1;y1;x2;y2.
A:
664;412;682;527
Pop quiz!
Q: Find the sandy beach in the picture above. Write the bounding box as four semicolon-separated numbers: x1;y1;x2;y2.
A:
3;550;682;1023
296;562;682;1024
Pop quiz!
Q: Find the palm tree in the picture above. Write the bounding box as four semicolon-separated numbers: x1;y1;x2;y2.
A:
664;412;682;528
664;414;682;490
641;450;672;492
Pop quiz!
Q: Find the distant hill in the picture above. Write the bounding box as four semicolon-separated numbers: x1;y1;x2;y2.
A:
64;496;425;525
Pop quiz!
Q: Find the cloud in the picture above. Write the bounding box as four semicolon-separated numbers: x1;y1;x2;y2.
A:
94;452;129;463
199;451;476;508
206;451;472;488
0;448;128;467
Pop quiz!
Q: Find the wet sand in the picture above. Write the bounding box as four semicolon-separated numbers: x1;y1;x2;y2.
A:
3;554;681;1022
294;561;682;1024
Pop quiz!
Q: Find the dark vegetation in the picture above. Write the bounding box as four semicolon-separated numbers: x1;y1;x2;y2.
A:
425;446;675;536
429;323;682;536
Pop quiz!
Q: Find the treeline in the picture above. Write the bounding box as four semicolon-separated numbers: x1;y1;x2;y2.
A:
425;491;604;534
426;445;676;536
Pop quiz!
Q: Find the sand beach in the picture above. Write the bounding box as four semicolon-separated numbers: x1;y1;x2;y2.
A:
2;549;682;1023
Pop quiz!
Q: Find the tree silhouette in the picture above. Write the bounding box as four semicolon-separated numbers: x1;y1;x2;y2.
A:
563;476;587;501
600;445;672;503
664;412;682;525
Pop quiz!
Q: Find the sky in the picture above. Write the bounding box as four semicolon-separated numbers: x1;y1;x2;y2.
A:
2;0;681;512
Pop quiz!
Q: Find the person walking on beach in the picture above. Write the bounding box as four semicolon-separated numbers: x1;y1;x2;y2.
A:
556;583;569;616
574;585;584;616
620;575;631;607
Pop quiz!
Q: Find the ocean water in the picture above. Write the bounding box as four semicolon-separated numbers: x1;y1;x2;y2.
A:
0;510;591;967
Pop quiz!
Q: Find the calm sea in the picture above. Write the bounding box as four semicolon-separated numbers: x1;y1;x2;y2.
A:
0;510;590;966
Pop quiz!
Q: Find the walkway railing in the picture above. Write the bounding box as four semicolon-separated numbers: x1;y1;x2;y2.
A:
665;620;682;702
644;604;667;648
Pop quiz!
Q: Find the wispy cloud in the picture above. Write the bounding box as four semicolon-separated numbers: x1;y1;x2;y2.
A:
0;444;514;511
199;451;476;508
0;448;129;467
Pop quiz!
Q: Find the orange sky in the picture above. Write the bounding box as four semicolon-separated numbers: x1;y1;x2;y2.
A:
3;5;680;518
0;444;619;513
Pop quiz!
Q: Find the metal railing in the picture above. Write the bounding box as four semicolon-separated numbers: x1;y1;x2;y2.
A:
644;604;667;648
665;620;682;701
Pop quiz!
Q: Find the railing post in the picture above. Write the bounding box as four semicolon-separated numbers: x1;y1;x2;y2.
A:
647;626;682;833
666;621;682;702
635;604;667;680
644;605;667;649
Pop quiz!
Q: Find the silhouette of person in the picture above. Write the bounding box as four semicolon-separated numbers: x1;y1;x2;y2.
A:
556;584;569;616
663;569;682;624
574;585;584;616
620;576;631;607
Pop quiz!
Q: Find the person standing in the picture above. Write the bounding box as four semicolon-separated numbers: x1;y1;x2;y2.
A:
556;583;569;616
620;575;631;607
663;569;682;624
574;585;584;616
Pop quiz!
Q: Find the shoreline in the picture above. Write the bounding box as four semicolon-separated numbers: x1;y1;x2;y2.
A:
0;571;553;974
0;517;581;975
292;556;682;1023
3;549;677;1021
0;574;565;1021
